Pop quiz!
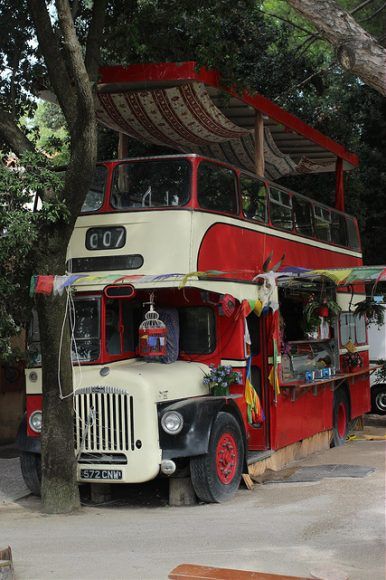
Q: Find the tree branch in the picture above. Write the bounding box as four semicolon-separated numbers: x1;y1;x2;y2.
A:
55;0;95;122
27;0;78;127
358;2;386;23
0;108;35;156
85;0;108;82
350;0;377;15
286;0;386;96
260;8;314;35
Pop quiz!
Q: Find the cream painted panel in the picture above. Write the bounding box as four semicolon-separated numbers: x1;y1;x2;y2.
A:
25;368;42;395
336;293;365;311
67;211;193;275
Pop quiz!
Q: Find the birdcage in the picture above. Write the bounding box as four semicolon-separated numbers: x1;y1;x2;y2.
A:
138;297;167;357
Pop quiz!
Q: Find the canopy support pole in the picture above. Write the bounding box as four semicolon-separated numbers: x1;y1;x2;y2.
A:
254;112;265;177
335;157;345;211
118;132;129;159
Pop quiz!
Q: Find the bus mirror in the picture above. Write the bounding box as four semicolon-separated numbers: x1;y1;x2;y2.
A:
104;284;136;299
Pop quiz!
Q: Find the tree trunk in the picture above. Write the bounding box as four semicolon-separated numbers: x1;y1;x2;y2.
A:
287;0;386;96
35;237;79;514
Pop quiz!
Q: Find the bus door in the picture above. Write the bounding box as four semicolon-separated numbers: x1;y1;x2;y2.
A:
245;312;270;450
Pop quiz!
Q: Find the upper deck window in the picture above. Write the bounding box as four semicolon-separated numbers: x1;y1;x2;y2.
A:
269;187;293;230
293;197;313;237
346;217;361;251
240;175;267;222
331;211;348;246
314;205;331;242
81;166;107;213
197;162;238;214
111;160;190;209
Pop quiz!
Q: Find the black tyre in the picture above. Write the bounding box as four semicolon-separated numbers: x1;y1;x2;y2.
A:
190;412;244;503
371;385;386;415
20;452;41;496
331;389;349;447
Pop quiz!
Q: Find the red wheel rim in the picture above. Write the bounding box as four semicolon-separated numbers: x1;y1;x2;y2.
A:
216;432;238;484
337;402;347;438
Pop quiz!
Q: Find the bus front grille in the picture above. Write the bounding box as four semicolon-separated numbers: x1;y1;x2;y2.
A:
74;389;135;454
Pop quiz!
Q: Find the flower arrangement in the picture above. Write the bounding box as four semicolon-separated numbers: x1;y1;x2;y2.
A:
203;364;242;395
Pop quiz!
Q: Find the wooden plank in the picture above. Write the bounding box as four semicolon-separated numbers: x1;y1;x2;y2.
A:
169;563;311;579
0;547;14;580
241;473;254;490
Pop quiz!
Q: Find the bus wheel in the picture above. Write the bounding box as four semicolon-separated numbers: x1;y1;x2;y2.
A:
190;412;244;503
371;385;386;415
20;452;41;496
332;389;349;447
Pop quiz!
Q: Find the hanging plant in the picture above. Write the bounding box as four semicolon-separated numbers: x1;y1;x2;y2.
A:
304;295;341;325
353;298;384;326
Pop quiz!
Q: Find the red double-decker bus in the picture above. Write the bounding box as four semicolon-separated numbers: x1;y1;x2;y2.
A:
18;63;371;503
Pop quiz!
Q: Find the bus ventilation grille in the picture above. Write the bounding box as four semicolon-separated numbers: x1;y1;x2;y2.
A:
74;390;135;454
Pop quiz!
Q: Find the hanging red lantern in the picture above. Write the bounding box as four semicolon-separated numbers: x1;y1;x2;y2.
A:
138;297;167;357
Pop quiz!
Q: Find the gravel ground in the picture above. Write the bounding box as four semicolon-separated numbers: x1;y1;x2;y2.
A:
0;418;384;580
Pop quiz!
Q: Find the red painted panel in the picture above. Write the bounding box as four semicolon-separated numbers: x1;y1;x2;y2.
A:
270;385;334;450
26;395;42;438
198;223;362;276
349;375;371;418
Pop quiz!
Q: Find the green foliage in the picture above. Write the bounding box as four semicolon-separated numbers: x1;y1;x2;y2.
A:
354;298;385;326
28;102;70;165
0;151;67;361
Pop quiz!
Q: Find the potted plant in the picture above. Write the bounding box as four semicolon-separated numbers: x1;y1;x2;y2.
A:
202;364;242;396
354;297;384;327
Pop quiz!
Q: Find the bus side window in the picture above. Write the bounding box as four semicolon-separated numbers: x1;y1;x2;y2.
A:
340;312;366;346
81;165;107;213
179;307;216;354
240;175;267;222
346;217;361;251
313;205;331;242
197;162;238;214
269;187;293;230
331;211;348;246
293;196;313;237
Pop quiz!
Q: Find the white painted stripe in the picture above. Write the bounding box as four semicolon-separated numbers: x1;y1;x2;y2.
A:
220;359;247;367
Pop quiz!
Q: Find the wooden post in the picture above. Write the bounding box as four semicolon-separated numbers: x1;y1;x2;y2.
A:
254;111;265;177
335;157;345;211
118;132;129;160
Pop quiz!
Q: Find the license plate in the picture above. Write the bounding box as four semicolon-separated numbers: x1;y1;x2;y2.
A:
80;469;122;480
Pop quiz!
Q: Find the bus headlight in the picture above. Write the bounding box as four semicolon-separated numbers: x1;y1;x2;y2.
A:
161;411;184;435
29;410;42;433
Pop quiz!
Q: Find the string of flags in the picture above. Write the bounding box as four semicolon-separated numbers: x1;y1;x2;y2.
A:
30;265;386;298
29;272;189;297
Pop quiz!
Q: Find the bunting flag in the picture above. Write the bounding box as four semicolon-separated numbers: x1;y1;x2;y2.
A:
244;356;265;425
35;275;55;295
268;337;280;397
280;265;386;286
267;310;281;396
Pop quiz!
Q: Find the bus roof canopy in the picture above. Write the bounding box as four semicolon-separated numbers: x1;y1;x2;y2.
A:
97;61;359;181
